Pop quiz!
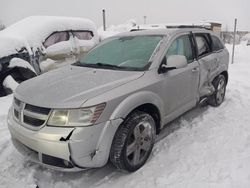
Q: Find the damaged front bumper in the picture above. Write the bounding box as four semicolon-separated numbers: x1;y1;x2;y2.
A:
7;110;123;171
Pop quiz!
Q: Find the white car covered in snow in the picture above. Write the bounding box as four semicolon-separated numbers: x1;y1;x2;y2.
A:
0;16;99;96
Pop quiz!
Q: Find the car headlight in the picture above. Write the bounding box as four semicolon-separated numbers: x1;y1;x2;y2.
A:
47;103;106;127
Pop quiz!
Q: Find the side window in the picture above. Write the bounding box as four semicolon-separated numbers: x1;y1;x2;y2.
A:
211;35;224;51
166;35;194;62
72;31;93;40
43;31;69;48
195;34;211;57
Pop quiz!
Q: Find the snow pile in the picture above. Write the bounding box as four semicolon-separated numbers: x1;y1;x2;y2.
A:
8;58;36;73
241;33;250;41
3;76;19;91
98;19;136;40
1;44;250;187
40;58;76;73
2;58;37;92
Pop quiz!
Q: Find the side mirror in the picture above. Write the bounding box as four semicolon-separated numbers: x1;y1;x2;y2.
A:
45;41;73;60
160;55;188;73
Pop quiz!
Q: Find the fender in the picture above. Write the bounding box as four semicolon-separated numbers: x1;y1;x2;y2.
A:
110;90;165;126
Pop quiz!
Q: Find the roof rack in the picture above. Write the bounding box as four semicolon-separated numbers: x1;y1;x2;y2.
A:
130;24;212;32
167;25;211;30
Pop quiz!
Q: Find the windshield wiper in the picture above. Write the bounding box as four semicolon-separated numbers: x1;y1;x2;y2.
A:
75;62;125;69
95;62;123;69
73;61;141;71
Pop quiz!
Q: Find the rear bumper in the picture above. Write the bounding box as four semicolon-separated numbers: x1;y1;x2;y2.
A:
7;108;123;171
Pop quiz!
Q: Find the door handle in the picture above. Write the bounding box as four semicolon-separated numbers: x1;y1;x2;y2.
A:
192;67;199;73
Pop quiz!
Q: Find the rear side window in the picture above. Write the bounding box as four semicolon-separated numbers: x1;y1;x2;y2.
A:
72;31;93;40
211;35;224;51
195;34;212;57
166;35;194;62
43;31;69;48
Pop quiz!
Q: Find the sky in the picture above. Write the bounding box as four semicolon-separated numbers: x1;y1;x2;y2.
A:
0;0;249;31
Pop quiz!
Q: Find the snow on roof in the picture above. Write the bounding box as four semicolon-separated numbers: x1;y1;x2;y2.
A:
0;16;97;58
1;16;97;44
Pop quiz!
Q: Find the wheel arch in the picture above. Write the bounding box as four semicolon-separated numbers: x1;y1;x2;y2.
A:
220;71;228;85
128;103;161;134
110;91;164;135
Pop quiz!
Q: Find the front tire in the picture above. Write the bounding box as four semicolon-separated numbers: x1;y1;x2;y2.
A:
208;74;227;107
110;111;156;172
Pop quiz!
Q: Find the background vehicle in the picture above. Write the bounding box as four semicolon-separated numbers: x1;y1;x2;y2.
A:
8;28;229;172
0;16;99;96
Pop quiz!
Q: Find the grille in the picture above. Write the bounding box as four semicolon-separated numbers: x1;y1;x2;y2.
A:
25;104;50;115
23;115;45;127
13;97;51;130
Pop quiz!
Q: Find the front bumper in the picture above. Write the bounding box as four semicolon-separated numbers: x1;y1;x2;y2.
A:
7;109;123;171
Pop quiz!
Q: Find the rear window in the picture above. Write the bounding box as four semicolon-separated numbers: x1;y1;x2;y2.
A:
211;35;224;51
43;31;69;48
195;34;211;57
72;31;93;40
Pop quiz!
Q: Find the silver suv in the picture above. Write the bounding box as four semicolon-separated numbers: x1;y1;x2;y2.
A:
7;28;229;172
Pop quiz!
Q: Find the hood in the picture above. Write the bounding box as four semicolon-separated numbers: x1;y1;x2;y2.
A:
0;35;27;58
15;65;144;108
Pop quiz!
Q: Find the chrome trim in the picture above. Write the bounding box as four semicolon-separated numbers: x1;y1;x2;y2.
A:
20;102;25;123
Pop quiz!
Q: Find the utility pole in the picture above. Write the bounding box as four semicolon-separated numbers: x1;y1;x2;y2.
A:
143;16;147;24
232;18;237;64
102;9;106;31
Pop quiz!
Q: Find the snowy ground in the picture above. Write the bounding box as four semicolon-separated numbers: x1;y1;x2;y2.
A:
1;44;250;188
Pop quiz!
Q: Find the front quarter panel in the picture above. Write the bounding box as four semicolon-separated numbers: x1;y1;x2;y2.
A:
109;91;164;121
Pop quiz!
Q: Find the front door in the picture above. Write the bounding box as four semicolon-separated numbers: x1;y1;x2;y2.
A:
159;34;199;121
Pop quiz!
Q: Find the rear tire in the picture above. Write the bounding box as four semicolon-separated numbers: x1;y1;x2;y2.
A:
110;111;156;172
207;74;226;107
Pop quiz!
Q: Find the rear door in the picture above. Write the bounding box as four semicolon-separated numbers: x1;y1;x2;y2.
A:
194;33;217;97
42;31;79;72
72;30;97;58
43;31;73;60
210;34;229;69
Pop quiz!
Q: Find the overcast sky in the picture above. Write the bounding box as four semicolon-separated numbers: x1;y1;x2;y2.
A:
0;0;249;31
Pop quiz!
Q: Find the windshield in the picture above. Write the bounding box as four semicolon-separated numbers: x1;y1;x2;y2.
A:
76;35;163;71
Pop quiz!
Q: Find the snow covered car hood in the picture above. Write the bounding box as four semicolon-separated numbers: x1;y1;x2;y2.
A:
0;36;27;59
15;65;144;108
